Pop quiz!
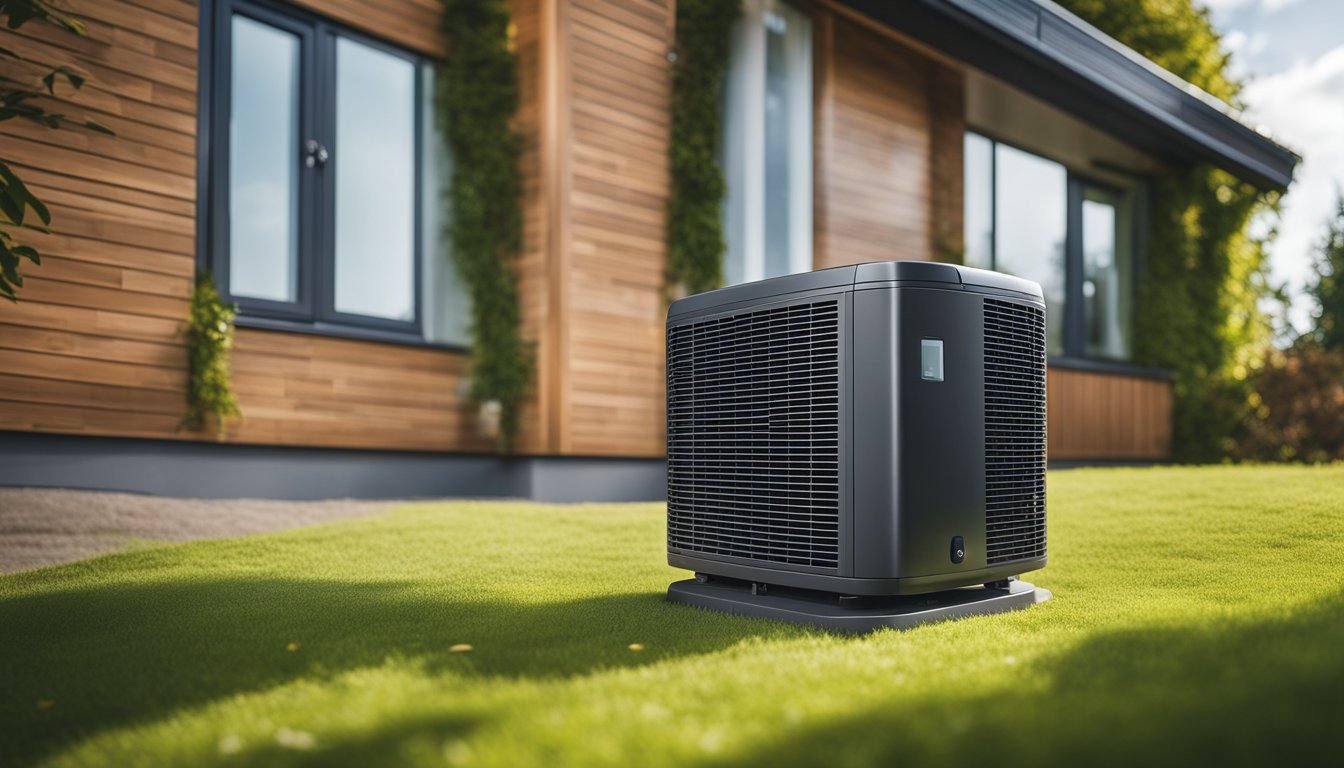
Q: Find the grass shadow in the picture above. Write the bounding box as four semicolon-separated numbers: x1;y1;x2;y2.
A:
0;575;791;766
708;588;1344;767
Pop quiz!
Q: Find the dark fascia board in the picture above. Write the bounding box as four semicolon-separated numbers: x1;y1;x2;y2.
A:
839;0;1298;190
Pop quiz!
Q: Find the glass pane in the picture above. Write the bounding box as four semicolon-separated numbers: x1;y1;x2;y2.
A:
229;15;300;303
419;64;470;346
721;0;810;286
762;7;793;280
1083;191;1133;360
963;133;993;270
994;143;1067;355
334;38;416;321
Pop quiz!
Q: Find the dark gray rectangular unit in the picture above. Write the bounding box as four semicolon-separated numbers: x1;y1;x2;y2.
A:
666;261;1047;596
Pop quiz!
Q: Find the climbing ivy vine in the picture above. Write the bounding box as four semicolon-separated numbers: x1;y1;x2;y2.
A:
666;0;740;297
437;0;532;451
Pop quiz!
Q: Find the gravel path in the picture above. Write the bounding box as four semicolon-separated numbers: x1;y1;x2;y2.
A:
0;488;398;575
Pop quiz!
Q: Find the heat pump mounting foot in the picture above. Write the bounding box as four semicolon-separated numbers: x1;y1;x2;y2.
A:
667;576;1051;633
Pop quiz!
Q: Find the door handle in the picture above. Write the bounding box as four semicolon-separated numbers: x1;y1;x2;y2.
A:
304;139;329;168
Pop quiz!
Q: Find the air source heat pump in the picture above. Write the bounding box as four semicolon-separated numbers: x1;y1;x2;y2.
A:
665;261;1052;631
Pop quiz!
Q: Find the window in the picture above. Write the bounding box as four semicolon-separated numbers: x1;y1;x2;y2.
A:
722;0;812;286
207;0;467;343
964;132;1135;361
1081;187;1134;360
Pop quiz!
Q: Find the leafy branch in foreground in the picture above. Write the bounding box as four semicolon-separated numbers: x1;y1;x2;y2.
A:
0;0;114;300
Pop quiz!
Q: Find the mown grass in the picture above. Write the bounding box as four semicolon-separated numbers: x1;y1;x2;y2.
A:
3;465;1344;767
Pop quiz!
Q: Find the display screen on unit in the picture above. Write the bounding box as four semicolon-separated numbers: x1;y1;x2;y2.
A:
920;338;944;382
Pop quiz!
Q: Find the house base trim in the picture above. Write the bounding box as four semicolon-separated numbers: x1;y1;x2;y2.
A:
0;432;667;503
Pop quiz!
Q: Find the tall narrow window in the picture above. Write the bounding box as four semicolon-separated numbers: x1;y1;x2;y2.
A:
963;131;1136;361
228;15;301;304
994;143;1067;356
333;38;417;322
723;0;812;286
1081;187;1133;360
209;1;461;341
963;132;994;271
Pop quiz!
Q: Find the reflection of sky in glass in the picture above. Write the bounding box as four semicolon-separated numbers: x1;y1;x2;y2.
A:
229;16;299;303
994;143;1066;355
334;39;416;322
762;11;791;280
963;133;993;270
1083;197;1130;360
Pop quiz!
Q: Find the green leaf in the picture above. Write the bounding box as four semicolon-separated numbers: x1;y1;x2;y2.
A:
40;66;85;95
0;246;23;285
83;118;114;135
0;160;50;226
0;190;24;226
10;245;39;264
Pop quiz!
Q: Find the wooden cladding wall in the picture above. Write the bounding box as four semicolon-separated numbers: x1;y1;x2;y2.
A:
2;0;1176;463
552;0;673;457
0;0;498;452
1048;367;1173;460
812;11;964;269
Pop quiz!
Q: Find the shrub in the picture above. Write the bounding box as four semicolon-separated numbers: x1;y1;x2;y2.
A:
1235;342;1344;463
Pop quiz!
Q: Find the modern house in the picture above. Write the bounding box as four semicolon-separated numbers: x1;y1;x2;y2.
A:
0;0;1296;500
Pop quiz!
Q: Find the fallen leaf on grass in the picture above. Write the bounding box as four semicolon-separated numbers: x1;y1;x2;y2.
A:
275;727;317;751
218;735;243;755
628;643;645;652
449;644;473;652
36;699;55;710
286;642;300;652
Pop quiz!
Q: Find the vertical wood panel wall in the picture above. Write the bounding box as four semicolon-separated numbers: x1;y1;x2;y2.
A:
549;0;673;457
1048;368;1173;460
812;12;964;269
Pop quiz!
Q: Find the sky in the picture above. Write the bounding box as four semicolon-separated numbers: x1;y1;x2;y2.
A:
1199;0;1344;332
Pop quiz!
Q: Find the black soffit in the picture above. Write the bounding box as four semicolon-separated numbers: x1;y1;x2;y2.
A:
840;0;1298;190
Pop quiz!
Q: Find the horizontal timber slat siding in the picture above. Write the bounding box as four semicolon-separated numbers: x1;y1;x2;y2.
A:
1;0;1174;465
0;0;497;454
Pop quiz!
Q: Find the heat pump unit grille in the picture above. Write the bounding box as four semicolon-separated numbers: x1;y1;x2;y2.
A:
666;300;841;570
983;297;1047;565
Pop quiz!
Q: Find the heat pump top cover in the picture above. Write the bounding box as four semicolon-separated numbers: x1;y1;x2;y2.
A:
665;261;1047;596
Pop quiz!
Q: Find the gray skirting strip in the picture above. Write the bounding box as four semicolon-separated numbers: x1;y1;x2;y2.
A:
667;577;1051;632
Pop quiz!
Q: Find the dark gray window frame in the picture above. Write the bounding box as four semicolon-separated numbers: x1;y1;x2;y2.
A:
966;130;1144;365
200;0;427;339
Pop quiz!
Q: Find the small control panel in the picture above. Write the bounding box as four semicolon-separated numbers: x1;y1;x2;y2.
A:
921;338;944;381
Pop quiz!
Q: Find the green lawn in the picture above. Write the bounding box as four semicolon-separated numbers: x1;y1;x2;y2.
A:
4;466;1344;767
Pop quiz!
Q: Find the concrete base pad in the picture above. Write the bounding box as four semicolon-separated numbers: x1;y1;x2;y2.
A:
667;576;1051;633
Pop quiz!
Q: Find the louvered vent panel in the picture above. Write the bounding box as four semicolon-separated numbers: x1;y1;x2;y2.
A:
983;298;1048;565
666;300;841;570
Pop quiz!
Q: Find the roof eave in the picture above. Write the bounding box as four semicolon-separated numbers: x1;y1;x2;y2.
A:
837;0;1298;191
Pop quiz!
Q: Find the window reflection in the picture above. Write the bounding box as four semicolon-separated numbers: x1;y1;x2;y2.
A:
229;15;300;303
334;38;417;322
993;143;1067;356
1083;191;1133;360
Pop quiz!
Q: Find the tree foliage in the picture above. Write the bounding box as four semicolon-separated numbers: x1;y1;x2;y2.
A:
1306;194;1344;352
666;0;740;297
1057;0;1283;461
437;0;532;452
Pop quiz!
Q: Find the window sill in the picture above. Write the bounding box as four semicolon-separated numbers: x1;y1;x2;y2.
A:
234;314;470;353
1048;356;1173;381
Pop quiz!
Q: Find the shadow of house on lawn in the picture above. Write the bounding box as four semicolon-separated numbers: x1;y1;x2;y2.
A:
710;589;1344;768
0;576;792;767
